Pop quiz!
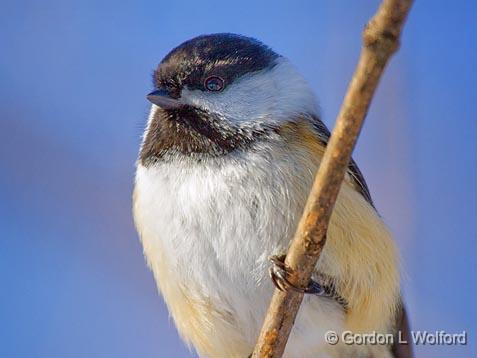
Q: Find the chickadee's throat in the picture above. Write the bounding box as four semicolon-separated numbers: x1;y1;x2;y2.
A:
139;104;275;164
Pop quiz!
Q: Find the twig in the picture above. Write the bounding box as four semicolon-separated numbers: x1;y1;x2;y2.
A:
251;1;413;357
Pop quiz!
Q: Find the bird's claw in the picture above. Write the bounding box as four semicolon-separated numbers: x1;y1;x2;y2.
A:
268;254;325;295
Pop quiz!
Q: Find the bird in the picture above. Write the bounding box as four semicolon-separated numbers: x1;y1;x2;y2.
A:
133;33;411;358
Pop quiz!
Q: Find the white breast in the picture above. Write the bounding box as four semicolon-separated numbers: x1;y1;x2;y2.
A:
135;139;309;294
133;139;346;356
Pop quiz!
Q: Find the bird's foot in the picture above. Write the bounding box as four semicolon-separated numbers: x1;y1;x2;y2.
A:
268;254;325;295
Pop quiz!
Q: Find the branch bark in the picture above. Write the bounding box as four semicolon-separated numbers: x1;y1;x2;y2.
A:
251;1;413;357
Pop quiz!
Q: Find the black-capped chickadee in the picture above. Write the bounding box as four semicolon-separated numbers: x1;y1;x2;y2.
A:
133;33;410;358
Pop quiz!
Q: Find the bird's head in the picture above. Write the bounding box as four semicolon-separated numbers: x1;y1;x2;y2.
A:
140;33;318;164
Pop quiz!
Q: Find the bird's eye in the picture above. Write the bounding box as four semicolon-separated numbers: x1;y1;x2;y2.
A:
204;76;225;92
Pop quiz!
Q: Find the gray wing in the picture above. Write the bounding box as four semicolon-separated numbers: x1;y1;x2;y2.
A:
312;116;415;357
310;115;374;208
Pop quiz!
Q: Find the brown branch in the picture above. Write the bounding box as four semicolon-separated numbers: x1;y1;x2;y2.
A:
251;1;413;357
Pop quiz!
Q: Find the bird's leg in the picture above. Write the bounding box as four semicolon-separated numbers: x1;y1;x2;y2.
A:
268;254;325;295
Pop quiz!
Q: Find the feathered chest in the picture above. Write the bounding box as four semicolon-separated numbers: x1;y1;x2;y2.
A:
133;141;318;295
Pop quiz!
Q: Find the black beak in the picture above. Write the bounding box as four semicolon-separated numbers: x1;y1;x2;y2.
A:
147;89;182;109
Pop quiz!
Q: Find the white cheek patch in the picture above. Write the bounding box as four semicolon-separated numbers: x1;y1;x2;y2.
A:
180;58;318;126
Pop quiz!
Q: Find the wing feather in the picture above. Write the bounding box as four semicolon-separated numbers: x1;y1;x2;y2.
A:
310;115;374;208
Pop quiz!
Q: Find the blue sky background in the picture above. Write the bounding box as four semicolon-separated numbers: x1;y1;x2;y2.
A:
1;1;476;357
